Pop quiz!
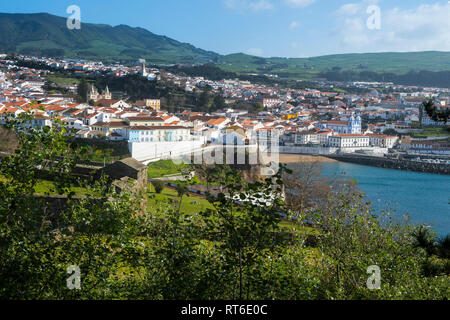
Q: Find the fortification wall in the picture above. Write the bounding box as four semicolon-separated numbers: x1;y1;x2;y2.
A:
327;154;450;175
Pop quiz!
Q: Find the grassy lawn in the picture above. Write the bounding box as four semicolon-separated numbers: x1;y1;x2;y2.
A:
47;75;80;86
147;182;318;236
33;179;92;195
73;139;131;164
279;220;320;236
147;183;213;214
87;148;128;163
411;126;450;138
0;175;91;195
147;160;189;179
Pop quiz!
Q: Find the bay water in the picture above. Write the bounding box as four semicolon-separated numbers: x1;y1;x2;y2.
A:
320;162;450;236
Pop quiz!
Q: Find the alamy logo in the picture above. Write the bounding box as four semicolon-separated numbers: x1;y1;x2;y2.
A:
366;5;381;30
66;5;81;30
366;265;381;290
172;129;280;176
66;265;81;290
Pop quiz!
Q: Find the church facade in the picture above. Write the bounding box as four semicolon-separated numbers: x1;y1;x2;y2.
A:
88;85;112;102
319;113;362;134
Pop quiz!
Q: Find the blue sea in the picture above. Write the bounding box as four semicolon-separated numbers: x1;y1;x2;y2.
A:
320;162;450;236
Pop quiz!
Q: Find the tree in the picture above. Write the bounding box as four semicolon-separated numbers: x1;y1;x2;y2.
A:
251;102;264;113
212;95;226;111
198;90;212;112
412;225;436;257
283;162;332;216
1;112;448;300
77;78;89;103
197;164;290;299
383;128;398;136
175;184;187;198
0;112;140;299
422;99;450;124
151;180;164;194
309;192;448;299
436;235;450;259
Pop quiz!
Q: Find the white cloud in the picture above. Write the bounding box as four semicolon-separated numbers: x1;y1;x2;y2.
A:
245;48;264;56
335;0;379;16
290;21;299;29
250;0;273;11
285;0;316;8
336;3;362;15
224;0;273;12
334;2;450;52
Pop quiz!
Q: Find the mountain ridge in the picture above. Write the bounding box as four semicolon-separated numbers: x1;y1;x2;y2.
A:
1;12;449;78
0;12;219;64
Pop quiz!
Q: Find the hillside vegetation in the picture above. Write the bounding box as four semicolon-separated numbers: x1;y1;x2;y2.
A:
0;13;218;64
1;12;450;81
219;52;450;77
0;126;18;153
1;115;449;300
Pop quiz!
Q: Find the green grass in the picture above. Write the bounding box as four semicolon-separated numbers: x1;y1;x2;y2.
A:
333;88;348;94
147;183;318;236
147;160;189;179
47;75;80;86
0;175;91;195
88;148;128;163
33;179;91;195
147;184;213;214
73;139;130;164
219;52;450;77
279;220;320;235
411;126;450;138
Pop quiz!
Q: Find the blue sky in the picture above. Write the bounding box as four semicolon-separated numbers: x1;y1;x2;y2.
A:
1;0;449;58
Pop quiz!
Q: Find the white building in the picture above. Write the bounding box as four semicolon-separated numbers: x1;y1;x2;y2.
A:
126;126;192;143
328;134;370;148
367;134;398;148
295;131;320;145
319;113;362;134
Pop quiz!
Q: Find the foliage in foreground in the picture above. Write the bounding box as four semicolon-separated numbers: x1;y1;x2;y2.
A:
0;117;448;299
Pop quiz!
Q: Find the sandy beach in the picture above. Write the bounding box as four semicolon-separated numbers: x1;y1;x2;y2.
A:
279;154;338;163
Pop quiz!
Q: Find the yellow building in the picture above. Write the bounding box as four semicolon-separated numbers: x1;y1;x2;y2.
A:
145;99;161;111
281;113;298;120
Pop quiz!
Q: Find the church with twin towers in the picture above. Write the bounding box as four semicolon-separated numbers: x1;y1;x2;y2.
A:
319;113;362;134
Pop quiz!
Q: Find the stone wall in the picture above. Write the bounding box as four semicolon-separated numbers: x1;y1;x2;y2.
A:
129;140;204;164
327;154;450;175
279;146;339;155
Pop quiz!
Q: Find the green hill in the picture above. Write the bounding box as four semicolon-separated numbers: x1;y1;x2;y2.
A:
0;12;449;79
0;12;219;64
219;51;450;78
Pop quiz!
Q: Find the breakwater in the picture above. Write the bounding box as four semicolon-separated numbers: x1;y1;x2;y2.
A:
326;154;450;175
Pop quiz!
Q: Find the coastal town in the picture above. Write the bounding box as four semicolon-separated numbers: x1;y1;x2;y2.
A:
1;3;450;305
0;54;449;165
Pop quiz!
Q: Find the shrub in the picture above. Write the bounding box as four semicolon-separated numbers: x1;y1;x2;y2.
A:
152;180;164;194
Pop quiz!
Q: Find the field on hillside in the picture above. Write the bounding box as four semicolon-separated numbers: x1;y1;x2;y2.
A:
147;160;189;179
219;52;450;78
411;126;450;138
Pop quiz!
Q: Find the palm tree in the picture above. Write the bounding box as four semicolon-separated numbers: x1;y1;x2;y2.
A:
422;99;450;124
175;184;188;212
436;234;450;259
411;225;436;257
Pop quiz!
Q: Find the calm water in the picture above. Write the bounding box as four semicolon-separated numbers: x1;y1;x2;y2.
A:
319;162;450;236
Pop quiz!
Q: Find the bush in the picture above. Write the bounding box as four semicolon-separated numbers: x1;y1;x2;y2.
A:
152;180;164;194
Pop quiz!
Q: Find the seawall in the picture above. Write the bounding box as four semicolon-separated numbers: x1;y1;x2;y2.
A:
326;154;450;175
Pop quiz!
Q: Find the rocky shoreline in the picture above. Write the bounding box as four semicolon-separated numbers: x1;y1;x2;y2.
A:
326;154;450;175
